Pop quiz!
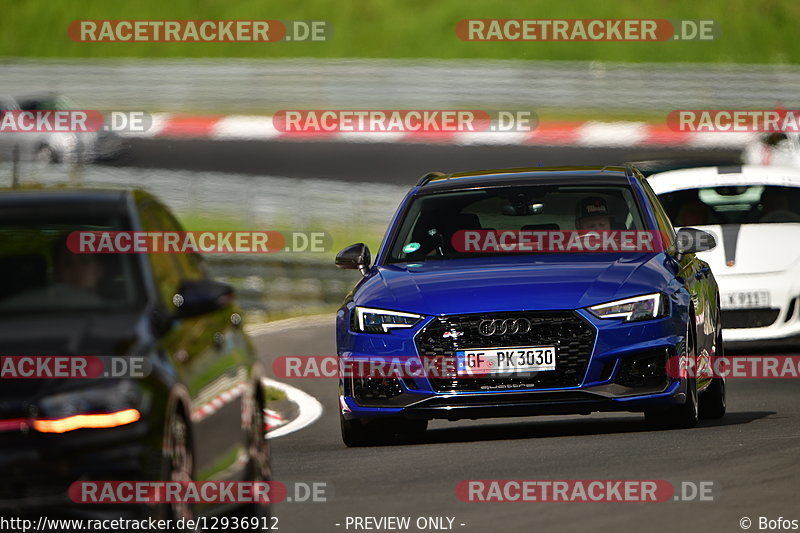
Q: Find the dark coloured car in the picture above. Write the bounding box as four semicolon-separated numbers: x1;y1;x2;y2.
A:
0;189;270;519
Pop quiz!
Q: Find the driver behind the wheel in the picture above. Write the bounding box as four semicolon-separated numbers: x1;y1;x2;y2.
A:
575;196;612;231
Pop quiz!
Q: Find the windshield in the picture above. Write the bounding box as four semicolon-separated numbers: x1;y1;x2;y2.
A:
0;213;145;313
658;185;800;226
386;185;647;263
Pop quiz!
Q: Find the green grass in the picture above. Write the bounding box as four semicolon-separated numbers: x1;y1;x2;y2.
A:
178;212;372;323
263;384;287;403
179;211;386;261
2;0;799;63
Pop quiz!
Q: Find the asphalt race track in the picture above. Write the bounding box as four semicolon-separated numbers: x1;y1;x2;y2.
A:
253;321;800;533
108;138;742;182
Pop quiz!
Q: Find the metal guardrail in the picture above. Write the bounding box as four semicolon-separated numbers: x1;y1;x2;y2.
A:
3;58;800;113
207;255;358;312
0;162;408;230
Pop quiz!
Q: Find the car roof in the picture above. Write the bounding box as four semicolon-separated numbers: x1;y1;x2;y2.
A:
0;187;128;204
0;188;139;214
647;165;800;194
416;166;635;194
626;157;741;177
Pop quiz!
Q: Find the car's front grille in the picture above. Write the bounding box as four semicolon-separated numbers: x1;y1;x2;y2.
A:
415;311;596;392
721;308;780;329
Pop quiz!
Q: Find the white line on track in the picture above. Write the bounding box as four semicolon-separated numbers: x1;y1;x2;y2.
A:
245;314;332;336
261;377;324;439
250;314;331;439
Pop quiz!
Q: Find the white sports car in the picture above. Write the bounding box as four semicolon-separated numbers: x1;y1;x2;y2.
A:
648;165;800;349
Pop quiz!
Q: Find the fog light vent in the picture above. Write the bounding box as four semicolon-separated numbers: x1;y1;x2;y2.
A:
352;377;403;401
615;349;670;388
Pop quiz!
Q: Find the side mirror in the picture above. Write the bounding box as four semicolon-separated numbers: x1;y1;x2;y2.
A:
675;227;717;257
335;243;371;276
172;279;235;319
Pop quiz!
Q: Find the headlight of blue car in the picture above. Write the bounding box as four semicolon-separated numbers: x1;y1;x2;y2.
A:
587;293;668;322
352;306;424;333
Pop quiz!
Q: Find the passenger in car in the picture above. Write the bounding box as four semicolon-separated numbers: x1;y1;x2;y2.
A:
668;190;714;227
759;187;800;223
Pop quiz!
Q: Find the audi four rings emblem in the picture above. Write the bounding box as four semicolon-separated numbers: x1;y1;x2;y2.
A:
478;318;531;336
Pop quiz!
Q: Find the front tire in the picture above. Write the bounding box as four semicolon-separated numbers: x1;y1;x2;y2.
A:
700;331;726;420
162;410;194;523
646;376;699;429
646;322;700;430
233;389;272;525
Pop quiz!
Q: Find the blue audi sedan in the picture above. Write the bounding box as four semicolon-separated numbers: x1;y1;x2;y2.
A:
335;166;725;446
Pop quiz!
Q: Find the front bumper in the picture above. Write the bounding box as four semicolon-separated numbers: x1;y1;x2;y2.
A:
0;420;155;516
717;272;800;345
340;380;685;421
337;306;690;421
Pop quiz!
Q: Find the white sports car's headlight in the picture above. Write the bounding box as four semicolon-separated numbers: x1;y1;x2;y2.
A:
352;306;423;333
587;293;668;322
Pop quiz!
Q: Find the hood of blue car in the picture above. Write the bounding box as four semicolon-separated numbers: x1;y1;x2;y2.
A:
354;253;674;315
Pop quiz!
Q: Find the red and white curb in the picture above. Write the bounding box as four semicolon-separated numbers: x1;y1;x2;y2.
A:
264;408;287;432
247;315;329;439
187;314;326;439
191;382;247;422
188;376;321;439
123;114;756;148
261;376;323;440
